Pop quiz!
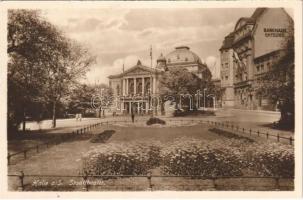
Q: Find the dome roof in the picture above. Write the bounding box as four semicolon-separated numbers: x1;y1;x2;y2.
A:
165;46;202;65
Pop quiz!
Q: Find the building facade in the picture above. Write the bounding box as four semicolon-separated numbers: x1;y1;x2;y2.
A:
108;46;211;115
219;8;293;110
108;60;162;115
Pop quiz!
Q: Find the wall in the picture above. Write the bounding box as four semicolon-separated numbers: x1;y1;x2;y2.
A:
254;8;292;58
220;48;235;107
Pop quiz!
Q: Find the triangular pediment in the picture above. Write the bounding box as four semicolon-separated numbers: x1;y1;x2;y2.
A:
124;66;152;76
108;61;162;79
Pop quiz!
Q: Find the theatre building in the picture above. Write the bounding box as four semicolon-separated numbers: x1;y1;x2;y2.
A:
108;60;162;115
219;8;293;110
108;46;211;115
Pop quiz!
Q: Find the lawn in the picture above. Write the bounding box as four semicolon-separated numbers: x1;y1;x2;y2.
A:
8;123;294;191
106;124;219;143
8;124;221;190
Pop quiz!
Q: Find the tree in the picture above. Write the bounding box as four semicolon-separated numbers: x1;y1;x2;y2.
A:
7;9;96;132
93;84;113;118
8;10;58;132
255;23;294;129
159;67;202;110
41;40;96;128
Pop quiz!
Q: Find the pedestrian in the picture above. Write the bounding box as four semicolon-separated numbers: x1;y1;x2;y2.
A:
79;113;82;121
75;114;79;121
131;108;135;123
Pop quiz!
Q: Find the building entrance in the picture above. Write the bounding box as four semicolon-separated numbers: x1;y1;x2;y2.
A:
124;101;147;115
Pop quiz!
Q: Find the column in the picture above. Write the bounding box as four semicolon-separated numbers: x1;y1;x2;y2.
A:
134;77;136;95
121;101;124;112
122;79;125;96
142;77;145;95
146;102;149;113
126;78;129;96
153;76;156;94
150;77;152;94
129;102;132;114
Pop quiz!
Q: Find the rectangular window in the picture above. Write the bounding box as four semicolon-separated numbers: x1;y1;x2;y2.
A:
261;64;264;71
225;76;228;80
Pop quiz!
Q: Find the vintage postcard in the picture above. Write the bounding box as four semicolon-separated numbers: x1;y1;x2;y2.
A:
0;0;302;199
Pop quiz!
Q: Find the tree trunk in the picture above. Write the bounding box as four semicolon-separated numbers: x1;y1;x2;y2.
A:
52;101;57;128
22;109;26;132
99;107;102;118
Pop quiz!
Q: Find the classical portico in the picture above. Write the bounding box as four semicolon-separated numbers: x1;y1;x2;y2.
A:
108;60;162;115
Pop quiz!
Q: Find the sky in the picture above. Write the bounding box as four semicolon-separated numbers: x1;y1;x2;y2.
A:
42;8;292;84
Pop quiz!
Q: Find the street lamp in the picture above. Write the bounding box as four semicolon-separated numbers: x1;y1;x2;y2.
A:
148;88;154;117
99;88;105;118
203;88;207;110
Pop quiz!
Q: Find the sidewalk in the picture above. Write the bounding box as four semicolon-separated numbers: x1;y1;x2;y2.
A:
23;118;103;132
219;108;280;115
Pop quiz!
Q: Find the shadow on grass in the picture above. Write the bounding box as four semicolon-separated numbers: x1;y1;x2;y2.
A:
260;122;294;132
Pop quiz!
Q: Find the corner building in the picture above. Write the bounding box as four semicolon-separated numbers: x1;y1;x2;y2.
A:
219;8;293;110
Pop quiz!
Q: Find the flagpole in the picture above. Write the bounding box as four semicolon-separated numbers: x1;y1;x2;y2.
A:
150;45;153;68
149;45;154;117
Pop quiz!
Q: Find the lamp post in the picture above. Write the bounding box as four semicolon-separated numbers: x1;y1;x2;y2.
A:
203;88;207;110
147;88;151;115
148;88;154;117
99;88;105;118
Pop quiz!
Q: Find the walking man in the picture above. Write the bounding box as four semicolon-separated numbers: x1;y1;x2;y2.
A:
131;106;135;123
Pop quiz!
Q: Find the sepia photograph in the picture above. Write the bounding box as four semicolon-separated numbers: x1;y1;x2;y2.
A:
1;1;302;197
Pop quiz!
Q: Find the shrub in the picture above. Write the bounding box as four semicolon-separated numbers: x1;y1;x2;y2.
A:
90;130;115;143
146;117;166;126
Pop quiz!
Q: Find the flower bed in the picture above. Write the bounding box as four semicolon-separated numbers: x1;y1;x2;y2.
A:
82;140;162;176
82;136;294;178
246;142;294;177
90;130;115;143
173;110;215;117
209;128;254;143
161;138;245;176
161;138;294;177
